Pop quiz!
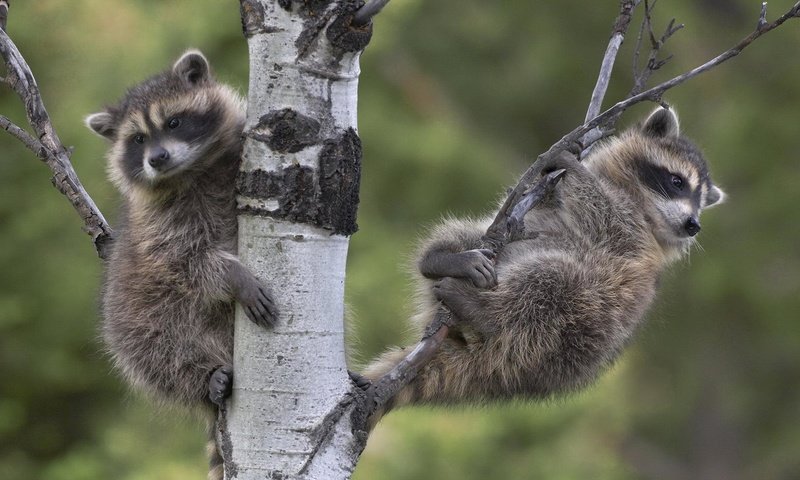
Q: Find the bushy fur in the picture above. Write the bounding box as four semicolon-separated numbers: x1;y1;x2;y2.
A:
363;108;725;421
86;50;276;480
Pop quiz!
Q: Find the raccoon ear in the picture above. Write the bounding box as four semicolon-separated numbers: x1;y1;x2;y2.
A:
85;112;116;140
642;107;680;138
703;184;726;208
173;50;210;85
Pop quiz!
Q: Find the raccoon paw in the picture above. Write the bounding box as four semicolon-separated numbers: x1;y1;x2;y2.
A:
452;249;497;288
209;365;233;409
433;277;479;321
539;150;580;176
239;282;279;329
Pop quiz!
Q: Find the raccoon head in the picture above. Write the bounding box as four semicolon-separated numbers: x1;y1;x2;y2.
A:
585;107;725;255
629;107;725;251
85;50;244;195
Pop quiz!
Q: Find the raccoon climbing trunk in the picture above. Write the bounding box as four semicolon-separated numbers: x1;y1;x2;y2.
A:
222;1;372;479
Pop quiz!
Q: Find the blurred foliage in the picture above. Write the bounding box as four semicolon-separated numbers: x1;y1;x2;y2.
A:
1;1;799;479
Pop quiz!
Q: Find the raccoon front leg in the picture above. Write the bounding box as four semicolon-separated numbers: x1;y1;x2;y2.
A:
420;248;497;288
222;256;278;328
432;276;497;336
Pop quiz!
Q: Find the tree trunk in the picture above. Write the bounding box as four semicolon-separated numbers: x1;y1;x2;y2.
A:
221;1;372;478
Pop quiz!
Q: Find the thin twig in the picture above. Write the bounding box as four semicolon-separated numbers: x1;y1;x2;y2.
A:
0;115;50;159
758;2;768;30
580;0;642;155
352;0;390;26
585;0;641;122
0;12;114;259
630;0;684;98
365;0;800;416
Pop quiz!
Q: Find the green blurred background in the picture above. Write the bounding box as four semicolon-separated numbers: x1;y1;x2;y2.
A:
1;1;799;479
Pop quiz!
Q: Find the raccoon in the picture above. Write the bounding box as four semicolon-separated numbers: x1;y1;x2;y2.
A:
85;50;276;478
362;107;725;422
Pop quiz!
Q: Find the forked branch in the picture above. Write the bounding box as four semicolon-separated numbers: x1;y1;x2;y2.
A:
0;6;113;259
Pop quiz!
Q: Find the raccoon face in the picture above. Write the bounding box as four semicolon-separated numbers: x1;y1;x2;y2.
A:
635;108;725;248
86;51;244;192
111;103;221;184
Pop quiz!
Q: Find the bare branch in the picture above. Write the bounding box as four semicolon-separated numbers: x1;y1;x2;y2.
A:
0;11;114;259
362;0;800;418
585;0;641;122
352;0;390;26
0;115;49;160
581;0;641;153
630;0;685;98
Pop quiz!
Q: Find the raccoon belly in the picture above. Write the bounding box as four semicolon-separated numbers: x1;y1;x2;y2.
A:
102;283;234;406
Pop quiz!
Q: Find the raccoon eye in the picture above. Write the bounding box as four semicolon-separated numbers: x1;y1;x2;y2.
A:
168;118;181;130
133;134;145;145
670;174;684;190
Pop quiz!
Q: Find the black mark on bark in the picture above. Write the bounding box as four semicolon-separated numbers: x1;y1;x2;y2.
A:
249;108;321;154
237;129;361;236
237;166;319;226
319;128;361;235
327;10;373;52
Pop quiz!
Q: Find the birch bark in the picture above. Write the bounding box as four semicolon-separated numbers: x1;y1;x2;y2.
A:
222;1;372;478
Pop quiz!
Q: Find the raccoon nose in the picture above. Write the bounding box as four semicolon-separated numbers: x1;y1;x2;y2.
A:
148;147;170;169
684;216;701;237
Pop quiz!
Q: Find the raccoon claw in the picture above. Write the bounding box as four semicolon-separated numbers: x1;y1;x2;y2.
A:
209;365;233;409
457;249;497;289
348;370;377;416
240;284;278;328
539;150;580;176
348;370;372;391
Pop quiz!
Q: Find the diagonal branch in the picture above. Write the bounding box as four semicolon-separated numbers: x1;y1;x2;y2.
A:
0;6;113;259
360;0;800;422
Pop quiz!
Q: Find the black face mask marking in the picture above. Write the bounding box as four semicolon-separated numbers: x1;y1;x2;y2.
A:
636;161;700;207
167;107;223;144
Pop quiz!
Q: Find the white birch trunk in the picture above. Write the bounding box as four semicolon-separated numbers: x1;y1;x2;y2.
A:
222;1;372;478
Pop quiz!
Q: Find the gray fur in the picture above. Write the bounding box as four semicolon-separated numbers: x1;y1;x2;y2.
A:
364;108;725;422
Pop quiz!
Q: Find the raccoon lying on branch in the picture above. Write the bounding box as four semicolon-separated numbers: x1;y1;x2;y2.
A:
360;107;725;424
